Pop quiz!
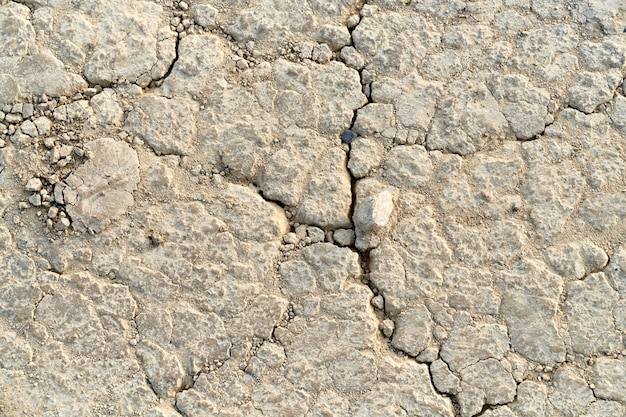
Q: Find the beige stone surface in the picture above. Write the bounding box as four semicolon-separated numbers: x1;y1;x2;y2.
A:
1;0;626;416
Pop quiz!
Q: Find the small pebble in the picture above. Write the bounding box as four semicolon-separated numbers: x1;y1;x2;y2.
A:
340;129;357;144
307;226;325;243
333;229;355;246
25;178;43;192
48;206;59;219
370;295;384;310
283;232;299;245
381;319;395;337
28;194;42;207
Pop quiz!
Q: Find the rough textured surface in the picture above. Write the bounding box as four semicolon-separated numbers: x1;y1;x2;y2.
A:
1;0;626;416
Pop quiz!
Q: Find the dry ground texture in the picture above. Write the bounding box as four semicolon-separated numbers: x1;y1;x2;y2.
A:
1;0;626;416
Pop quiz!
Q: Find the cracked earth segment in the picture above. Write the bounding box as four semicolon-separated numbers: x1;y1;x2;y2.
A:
125;96;198;156
563;272;622;356
64;137;140;233
2;0;626;416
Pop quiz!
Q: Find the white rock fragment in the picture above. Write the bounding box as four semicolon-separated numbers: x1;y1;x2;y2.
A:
25;178;42;192
591;358;626;402
28;194;41;206
19;120;37;137
33;116;52;136
313;25;351;51
563;273;622;355
307;226;325;243
126;96;198;156
611;95;626;132
340;46;365;69
332;229;355;247
380;318;394;337
354;190;394;233
64;138;140;233
312;43;332;64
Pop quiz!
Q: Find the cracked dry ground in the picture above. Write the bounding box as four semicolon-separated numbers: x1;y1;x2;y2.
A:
1;0;626;416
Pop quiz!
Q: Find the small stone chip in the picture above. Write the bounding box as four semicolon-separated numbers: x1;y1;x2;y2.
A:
25;178;43;192
381;319;395;337
333;228;355;246
307;226;325;243
370;295;384;310
340;129;357;144
28;194;42;207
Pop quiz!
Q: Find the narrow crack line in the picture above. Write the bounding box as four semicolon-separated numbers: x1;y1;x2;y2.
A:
150;32;181;88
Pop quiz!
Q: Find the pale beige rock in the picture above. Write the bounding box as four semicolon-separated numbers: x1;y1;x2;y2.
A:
495;260;566;364
430;359;460;395
440;319;509;372
125;96;198;156
354;190;394;233
65;138;140;233
384;145;433;189
136;340;185;398
459;359;517;406
549;365;595;417
564;273;622;355
591;358;626;402
391;304;432;357
509;381;547;417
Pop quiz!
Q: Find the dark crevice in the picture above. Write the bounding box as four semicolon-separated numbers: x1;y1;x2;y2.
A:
426;363;462;415
149;34;181;89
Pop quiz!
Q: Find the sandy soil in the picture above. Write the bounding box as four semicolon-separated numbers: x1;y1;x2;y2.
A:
1;0;626;416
